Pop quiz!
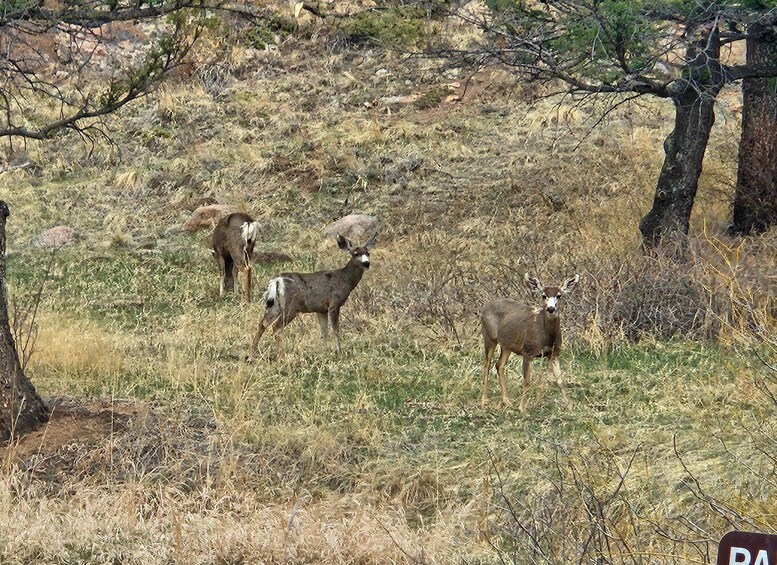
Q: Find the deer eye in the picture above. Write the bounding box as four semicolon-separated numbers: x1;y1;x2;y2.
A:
542;294;547;300
557;294;562;299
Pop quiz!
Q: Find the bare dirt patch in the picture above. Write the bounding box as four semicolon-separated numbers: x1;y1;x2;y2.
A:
0;398;141;461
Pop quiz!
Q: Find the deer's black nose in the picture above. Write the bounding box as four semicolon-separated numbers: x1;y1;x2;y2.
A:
363;261;370;269
547;307;555;314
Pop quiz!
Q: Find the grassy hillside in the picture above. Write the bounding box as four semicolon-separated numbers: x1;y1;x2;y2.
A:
1;9;775;564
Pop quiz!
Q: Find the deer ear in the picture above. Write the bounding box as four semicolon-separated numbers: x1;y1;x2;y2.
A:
561;274;580;294
336;235;353;251
364;233;377;250
524;273;543;292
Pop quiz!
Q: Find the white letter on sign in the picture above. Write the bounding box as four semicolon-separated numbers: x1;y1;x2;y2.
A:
754;549;770;565
730;547;752;565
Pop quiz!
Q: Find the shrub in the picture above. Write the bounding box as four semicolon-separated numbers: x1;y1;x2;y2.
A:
333;7;426;48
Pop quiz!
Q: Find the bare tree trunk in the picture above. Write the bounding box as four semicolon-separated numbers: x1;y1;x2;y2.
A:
639;26;724;249
0;201;48;442
730;23;777;235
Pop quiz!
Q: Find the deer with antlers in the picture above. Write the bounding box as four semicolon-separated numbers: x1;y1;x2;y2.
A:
481;273;580;411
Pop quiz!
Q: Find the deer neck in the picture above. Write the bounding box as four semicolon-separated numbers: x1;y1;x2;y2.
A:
541;311;561;336
339;261;366;290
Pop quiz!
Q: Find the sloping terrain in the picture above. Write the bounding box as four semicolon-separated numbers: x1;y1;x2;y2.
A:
1;8;775;564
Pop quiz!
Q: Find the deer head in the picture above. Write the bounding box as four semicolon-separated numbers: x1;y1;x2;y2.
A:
524;273;580;315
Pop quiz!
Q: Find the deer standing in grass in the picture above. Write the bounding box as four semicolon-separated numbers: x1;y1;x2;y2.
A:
249;234;376;356
212;212;259;303
481;273;580;411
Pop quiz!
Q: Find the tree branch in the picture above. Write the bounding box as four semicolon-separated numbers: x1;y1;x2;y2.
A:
725;62;777;81
0;5;206;141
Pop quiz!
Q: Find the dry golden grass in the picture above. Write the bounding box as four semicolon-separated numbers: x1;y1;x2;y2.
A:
0;474;493;563
30;313;126;392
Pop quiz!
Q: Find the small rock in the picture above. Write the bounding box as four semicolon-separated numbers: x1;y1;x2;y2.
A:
183;204;240;232
542;189;566;210
253;251;293;265
324;214;379;243
30;226;78;249
379;95;419;105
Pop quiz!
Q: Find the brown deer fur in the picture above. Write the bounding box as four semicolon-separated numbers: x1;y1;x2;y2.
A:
212;212;259;303
250;234;376;356
481;273;580;411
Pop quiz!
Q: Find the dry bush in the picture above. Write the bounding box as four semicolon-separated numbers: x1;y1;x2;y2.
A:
401;226;774;349
486;438;722;564
574;231;775;346
581;252;714;342
486;442;652;563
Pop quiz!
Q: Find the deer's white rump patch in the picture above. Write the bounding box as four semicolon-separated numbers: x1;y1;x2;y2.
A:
264;276;286;310
241;221;259;246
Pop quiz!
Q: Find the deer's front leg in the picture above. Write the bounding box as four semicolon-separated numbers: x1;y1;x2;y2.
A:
495;347;512;408
317;312;329;349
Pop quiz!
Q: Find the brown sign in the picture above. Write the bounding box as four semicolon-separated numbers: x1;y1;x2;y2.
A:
718;531;777;565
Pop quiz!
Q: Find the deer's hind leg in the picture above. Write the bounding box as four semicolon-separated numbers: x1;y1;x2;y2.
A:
519;355;532;413
236;246;253;303
216;254;229;297
268;307;300;357
328;306;342;352
236;260;252;303
232;262;240;294
249;305;288;356
481;336;498;408
243;266;252;303
249;312;273;357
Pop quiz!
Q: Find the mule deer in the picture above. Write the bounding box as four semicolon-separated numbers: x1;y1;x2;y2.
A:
212;212;259;302
249;233;376;356
481;273;580;411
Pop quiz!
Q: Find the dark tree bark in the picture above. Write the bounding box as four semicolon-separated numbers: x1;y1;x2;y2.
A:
730;23;777;235
639;27;724;248
0;201;48;442
638;95;721;247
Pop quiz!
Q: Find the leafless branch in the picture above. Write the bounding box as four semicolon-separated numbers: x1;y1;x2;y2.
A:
0;0;260;143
